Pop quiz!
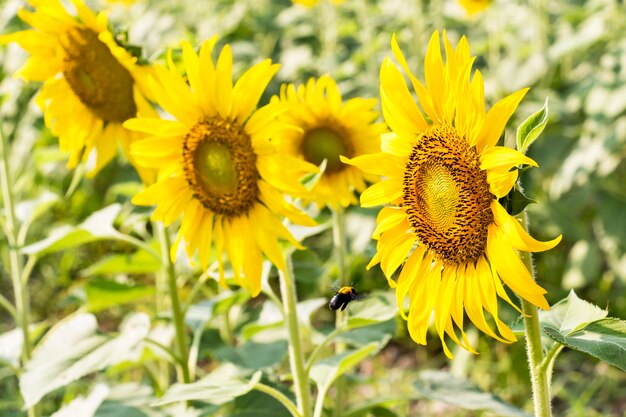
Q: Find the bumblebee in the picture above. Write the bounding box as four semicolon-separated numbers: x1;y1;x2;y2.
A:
329;286;359;311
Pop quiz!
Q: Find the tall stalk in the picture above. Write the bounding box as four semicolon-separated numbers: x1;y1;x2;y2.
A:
331;207;348;417
518;213;552;417
155;222;191;383
1;125;36;417
278;255;312;417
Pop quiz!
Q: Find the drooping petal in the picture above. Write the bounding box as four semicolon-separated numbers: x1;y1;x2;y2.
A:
487;224;549;310
491;201;562;252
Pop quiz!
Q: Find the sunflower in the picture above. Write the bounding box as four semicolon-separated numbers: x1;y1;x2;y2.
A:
292;0;344;7
0;0;154;182
459;0;492;15
272;76;385;209
125;37;317;296
343;31;561;357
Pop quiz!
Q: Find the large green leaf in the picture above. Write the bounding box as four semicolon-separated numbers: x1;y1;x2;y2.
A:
346;291;397;329
540;290;608;348
14;191;59;228
413;370;530;417
516;97;549;154
0;328;22;368
22;204;126;255
214;340;288;370
241;298;326;339
153;365;261;405
85;278;155;312
544;318;626;371
82;248;161;276
20;313;150;408
309;341;384;393
230;388;294;417
50;384;110;417
95;383;166;417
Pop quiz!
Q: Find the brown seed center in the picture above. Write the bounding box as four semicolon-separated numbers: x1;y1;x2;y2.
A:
301;126;353;173
61;27;136;123
403;124;493;265
182;118;259;217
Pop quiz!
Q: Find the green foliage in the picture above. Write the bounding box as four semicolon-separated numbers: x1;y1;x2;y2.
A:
544;318;626;372
517;97;549;154
413;370;531;417
21;313;150;408
154;366;261;406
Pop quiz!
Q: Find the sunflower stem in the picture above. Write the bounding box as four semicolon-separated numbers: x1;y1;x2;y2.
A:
155;222;191;384
279;253;313;417
518;213;552;417
332;207;348;285
1;124;36;417
331;207;348;417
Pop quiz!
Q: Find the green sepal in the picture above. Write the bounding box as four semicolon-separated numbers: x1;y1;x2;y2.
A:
499;187;536;216
516;97;549;154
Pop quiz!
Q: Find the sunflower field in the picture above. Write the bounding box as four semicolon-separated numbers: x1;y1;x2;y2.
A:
1;0;625;416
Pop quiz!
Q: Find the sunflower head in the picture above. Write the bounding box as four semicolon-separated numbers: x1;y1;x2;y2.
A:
344;31;562;358
0;0;155;183
126;37;317;296
292;0;344;7
459;0;493;15
272;75;385;209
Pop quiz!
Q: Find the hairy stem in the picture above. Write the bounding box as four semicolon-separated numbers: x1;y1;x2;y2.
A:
518;213;552;417
155;222;190;383
1;125;35;417
279;254;312;417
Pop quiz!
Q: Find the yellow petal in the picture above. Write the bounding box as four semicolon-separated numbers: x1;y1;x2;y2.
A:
360;179;403;207
395;246;427;315
491;201;562;252
339;153;404;178
480;146;538;171
476;88;529;151
487;224;549;310
487;169;518;198
372;206;409;239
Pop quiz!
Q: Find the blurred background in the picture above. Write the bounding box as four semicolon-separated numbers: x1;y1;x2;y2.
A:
1;0;625;416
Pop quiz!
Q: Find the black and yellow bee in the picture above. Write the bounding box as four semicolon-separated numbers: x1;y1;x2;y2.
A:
329;286;359;311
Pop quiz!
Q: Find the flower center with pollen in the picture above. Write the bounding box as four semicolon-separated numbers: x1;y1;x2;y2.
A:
302;126;352;173
403;124;493;265
61;27;136;123
182;118;259;217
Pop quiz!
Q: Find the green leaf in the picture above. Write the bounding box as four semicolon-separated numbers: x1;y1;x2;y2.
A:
153;365;261;405
20;313;150;408
516;97;549;154
0;328;23;368
82;248;161;276
292;250;325;284
231;387;294;417
14;191;59;226
413;370;530;417
347;291;398;328
241;298;326;339
214;340;288;370
337;320;396;347
95;383;165;417
85;278;155;312
544;318;626;372
22;204;125;255
50;384;109;417
540;290;608;336
309;342;383;393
